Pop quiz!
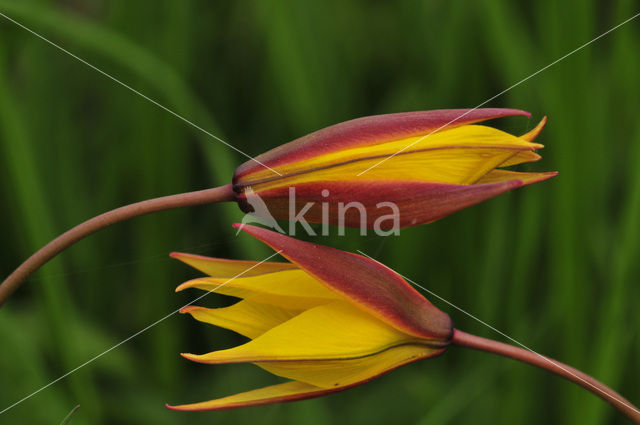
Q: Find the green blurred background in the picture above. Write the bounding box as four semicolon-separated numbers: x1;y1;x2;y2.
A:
1;1;639;424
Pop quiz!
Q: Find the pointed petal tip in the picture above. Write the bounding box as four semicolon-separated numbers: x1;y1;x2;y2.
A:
175;277;221;293
233;224;276;246
175;275;215;293
510;108;531;118
521;116;547;143
170;252;212;263
165;402;207;412
165;402;212;412
446;108;531;121
180;352;228;365
180;352;197;361
179;305;201;314
520;170;558;186
499;171;558;189
165;402;231;412
175;282;190;292
170;251;207;266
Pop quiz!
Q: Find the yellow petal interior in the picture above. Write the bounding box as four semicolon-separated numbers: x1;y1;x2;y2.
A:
257;343;439;388
183;301;423;363
499;150;541;167
182;300;302;339
249;148;527;193
240;123;544;187
171;253;297;278
475;169;554;185
176;269;340;309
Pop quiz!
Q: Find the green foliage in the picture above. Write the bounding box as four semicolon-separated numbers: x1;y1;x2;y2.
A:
0;1;638;424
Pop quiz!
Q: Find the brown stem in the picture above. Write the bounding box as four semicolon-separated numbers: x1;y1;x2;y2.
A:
0;184;235;306
452;329;640;424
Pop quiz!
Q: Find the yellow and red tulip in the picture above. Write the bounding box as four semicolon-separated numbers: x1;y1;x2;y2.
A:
167;224;452;411
233;109;556;228
0;108;559;307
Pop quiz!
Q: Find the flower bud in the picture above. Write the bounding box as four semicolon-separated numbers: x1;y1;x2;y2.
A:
233;109;556;229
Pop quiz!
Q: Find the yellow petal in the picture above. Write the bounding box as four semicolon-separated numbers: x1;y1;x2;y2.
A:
182;301;425;363
499;150;541;167
247;147;526;191
167;345;442;411
258;343;441;388
239;124;543;187
171;252;297;278
167;380;339;411
176;269;340;309
304;124;542;171
181;300;301;339
475;169;558;185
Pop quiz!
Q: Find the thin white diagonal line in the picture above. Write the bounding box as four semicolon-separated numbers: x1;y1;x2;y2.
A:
357;11;640;177
357;250;640;416
0;250;283;415
0;11;282;177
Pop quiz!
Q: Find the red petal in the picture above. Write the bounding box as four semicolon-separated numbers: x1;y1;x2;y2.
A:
233;225;452;341
236;175;555;229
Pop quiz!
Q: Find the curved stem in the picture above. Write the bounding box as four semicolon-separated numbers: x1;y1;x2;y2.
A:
0;184;235;306
452;329;640;423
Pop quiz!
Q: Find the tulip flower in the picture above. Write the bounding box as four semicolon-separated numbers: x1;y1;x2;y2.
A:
233;109;557;229
0;108;555;305
166;225;640;423
167;223;453;411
